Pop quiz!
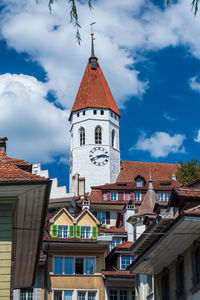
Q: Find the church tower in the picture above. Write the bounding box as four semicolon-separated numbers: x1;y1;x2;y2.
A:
69;33;121;192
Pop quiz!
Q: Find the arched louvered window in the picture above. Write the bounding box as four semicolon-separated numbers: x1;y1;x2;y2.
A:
112;129;115;147
95;126;102;144
79;127;85;146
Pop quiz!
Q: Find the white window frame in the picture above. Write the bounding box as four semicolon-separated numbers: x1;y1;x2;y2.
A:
110;192;118;201
134;193;141;201
57;224;69;238
120;255;134;270
20;290;33;300
52;289;98;300
53;256;96;275
157;193;170;201
97;211;106;224
80;225;92;239
110;238;122;251
136;180;143;187
109;289;130;300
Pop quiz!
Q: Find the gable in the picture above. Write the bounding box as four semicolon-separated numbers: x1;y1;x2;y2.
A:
77;211;97;226
53;211;74;225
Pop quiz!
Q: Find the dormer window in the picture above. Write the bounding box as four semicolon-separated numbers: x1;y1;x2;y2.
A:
136;180;143;187
135;175;146;187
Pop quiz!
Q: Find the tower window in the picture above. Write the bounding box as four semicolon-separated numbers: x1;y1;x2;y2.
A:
77;112;79;117
112;129;115;147
93;110;97;115
95;126;102;144
79;127;85;146
83;111;85;116
100;110;104;115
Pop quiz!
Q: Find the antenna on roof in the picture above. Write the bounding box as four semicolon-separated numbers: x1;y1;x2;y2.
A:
89;22;98;69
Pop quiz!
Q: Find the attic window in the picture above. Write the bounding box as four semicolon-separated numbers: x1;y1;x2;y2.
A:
77;112;80;117
136;180;143;187
83;111;85;116
93;110;97;115
100;110;104;115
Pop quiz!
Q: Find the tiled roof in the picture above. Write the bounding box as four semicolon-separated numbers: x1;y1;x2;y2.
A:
174;187;200;198
92;180;180;191
88;189;130;204
118;161;179;182
8;158;31;167
115;241;133;249
183;205;200;216
0;150;48;183
69;62;120;118
102;266;134;277
99;227;127;233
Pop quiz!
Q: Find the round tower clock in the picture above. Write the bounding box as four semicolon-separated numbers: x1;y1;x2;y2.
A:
89;147;109;166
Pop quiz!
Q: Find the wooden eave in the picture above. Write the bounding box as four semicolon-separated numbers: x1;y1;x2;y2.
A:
0;181;51;289
129;215;200;275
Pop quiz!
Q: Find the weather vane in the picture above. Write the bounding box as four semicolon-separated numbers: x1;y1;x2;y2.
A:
90;22;96;36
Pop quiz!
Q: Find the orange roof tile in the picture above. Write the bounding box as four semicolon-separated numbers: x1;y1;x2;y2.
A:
0;150;48;183
115;241;133;249
118;161;179;183
69;61;120;119
174;187;200;198
99;227;127;234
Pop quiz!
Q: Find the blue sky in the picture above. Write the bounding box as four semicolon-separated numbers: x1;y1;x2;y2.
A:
1;0;200;190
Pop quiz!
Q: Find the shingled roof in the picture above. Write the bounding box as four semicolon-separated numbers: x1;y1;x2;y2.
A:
118;161;179;182
69;61;120;119
0;149;48;183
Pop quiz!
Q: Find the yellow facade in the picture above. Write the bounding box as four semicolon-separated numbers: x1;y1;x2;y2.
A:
0;203;13;300
45;209;105;300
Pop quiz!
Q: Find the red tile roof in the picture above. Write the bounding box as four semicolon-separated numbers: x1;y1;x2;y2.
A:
69;62;120;119
183;205;200;216
88;189;130;204
92;180;180;191
118;161;179;182
102;266;134;277
0;150;48;183
99;227;127;234
115;241;133;249
9;158;31;167
174;187;200;198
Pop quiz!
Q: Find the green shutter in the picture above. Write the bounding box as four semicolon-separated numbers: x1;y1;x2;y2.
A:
69;225;74;238
51;224;58;238
92;226;98;239
75;225;81;238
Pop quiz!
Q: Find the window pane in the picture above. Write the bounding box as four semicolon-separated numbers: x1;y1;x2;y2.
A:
88;292;97;300
97;212;106;224
64;291;73;300
78;291;86;300
54;291;62;300
110;192;117;201
75;257;84;274
58;225;68;238
110;238;121;251
121;256;134;270
120;290;127;300
64;258;73;274
134;193;141;201
81;226;91;239
54;257;63;274
20;290;33;300
110;290;117;300
85;258;95;274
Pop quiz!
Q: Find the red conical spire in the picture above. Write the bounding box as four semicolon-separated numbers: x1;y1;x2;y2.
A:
69;34;120;120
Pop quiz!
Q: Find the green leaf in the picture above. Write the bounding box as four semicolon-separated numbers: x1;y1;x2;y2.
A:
51;224;58;238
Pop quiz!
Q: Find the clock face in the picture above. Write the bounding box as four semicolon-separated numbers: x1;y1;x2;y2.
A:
89;147;109;166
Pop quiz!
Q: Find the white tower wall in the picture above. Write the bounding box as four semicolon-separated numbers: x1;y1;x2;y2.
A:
69;108;120;192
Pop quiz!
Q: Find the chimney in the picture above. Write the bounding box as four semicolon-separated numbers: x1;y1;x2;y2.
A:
72;173;79;197
79;177;85;196
0;137;8;152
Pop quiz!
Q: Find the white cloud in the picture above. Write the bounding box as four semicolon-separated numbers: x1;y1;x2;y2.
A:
189;76;200;93
163;112;177;122
194;130;200;142
0;73;69;163
132;131;186;158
